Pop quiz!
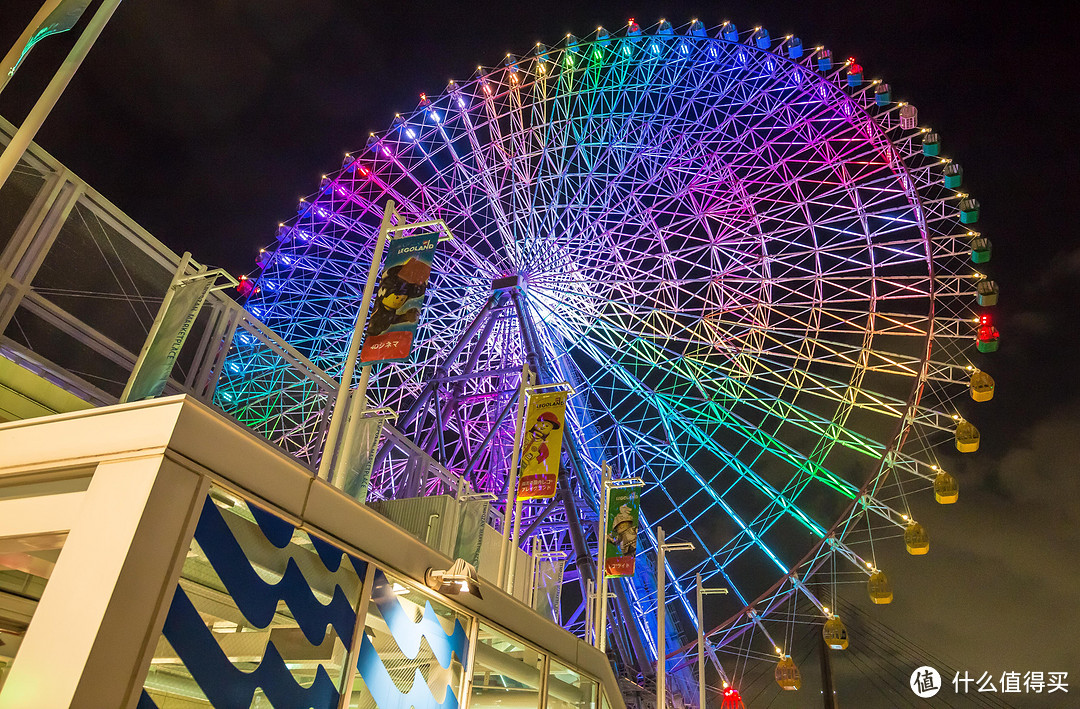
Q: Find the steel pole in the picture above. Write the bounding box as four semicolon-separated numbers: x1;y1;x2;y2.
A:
595;461;611;649
697;574;705;709
657;526;666;709
498;361;530;591
319;200;395;482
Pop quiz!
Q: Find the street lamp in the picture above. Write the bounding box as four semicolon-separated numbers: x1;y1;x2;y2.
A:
656;527;694;709
696;573;728;709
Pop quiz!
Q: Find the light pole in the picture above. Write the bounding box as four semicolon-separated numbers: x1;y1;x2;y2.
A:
656;527;694;709
696;573;728;709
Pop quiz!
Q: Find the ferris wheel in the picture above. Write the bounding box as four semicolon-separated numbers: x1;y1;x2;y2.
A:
233;17;994;696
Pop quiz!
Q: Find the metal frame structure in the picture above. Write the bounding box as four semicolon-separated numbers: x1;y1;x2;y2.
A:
230;17;989;690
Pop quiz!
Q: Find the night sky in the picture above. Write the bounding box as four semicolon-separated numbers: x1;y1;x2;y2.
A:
3;1;1077;705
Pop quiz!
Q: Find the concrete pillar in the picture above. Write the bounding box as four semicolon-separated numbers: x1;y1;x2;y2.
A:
0;455;208;709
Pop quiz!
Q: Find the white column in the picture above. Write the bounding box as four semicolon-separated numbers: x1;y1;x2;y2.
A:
498;362;530;591
0;455;207;709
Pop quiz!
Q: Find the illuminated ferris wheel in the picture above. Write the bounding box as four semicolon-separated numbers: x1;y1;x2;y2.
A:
234;17;995;695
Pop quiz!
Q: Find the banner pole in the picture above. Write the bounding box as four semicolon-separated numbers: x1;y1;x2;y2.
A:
0;0;124;193
0;0;64;97
507;364;537;595
498;361;530;591
329;364;373;491
595;460;611;650
318;200;395;482
697;573;705;709
657;526;667;709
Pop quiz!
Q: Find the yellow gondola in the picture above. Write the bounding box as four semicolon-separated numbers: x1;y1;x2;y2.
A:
934;471;959;504
868;570;893;604
955;420;980;453
822;616;848;650
969;369;994;402
904;521;929;555
775;655;801;691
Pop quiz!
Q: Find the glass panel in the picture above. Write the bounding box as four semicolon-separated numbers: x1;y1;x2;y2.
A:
547;659;597;709
0;159;45;257
4;304;132;398
142;488;366;708
469;622;545;709
0;532;67;692
32;199;170;356
601;688;611;709
349;569;470;709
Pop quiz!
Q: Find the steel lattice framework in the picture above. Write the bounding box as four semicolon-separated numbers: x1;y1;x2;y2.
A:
221;19;989;683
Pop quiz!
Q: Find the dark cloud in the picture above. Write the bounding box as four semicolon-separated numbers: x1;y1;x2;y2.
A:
853;405;1080;703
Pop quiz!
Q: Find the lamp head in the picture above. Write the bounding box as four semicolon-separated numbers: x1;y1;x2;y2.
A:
425;558;483;599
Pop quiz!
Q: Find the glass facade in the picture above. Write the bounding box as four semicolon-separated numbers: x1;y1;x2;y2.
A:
0;535;64;691
139;487;602;709
470;622;546;709
142;489;366;709
547;659;597;709
348;569;469;709
0;158;44;257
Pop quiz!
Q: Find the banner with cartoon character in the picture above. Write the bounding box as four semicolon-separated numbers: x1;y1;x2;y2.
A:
515;390;567;500
359;232;437;364
604;485;642;577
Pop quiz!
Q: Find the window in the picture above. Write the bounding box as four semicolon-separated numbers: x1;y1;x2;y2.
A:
349;569;470;709
547;658;597;709
470;622;545;709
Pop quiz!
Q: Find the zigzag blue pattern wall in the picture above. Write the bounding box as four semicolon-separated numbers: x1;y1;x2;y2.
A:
355;569;471;709
143;495;368;709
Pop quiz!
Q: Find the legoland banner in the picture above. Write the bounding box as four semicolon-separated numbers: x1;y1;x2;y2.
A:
359;232;437;364
516;391;567;500
604;485;642;577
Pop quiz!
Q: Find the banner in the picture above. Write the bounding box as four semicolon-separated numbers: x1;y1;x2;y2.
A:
359;232;437;365
454;498;490;568
340;414;385;502
123;275;213;402
604;485;642;577
516;390;567;500
532;556;566;624
9;0;93;78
